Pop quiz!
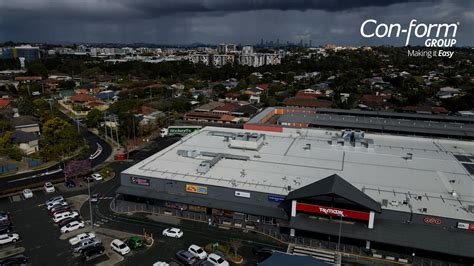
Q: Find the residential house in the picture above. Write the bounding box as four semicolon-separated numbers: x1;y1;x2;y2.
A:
13;116;40;134
436;87;461;99
184;111;240;124
194;102;225;112
212;102;241;115
12;130;39;155
283;98;332;108
0;98;11;108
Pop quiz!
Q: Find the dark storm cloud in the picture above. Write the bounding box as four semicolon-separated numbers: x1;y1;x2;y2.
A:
117;0;435;15
0;0;472;46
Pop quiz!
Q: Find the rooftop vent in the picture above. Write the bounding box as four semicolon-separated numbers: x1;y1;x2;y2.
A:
420;207;428;213
381;199;388;207
468;205;474;213
303;143;311;150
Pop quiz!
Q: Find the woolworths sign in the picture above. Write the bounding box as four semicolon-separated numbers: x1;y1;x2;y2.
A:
169;127;199;134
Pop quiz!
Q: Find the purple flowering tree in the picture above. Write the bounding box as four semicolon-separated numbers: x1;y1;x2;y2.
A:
64;159;91;181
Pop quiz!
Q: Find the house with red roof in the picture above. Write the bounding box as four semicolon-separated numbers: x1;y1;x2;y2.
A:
212;102;241;114
69;93;97;103
0;99;11;108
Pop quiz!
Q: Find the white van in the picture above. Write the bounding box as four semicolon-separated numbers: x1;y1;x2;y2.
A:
53;211;79;223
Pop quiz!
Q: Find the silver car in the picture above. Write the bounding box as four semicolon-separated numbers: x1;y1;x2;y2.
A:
73;238;101;253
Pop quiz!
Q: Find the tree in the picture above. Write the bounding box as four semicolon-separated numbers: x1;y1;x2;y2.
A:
86;109;102;128
0;132;25;161
40;117;81;162
229;239;242;257
64;159;91;179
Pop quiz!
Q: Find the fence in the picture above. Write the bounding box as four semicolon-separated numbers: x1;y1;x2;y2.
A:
24;157;43;168
0;163;18;174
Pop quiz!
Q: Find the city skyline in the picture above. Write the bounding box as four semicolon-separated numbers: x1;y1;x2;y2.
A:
0;0;472;46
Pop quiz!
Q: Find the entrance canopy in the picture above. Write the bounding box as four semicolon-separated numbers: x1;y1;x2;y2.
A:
287;174;381;213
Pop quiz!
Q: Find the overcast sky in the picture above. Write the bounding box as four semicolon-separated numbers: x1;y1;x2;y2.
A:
0;0;472;46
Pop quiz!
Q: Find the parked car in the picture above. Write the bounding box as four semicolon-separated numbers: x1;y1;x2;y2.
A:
46;200;68;211
60;220;85;234
127;236;143;249
162;228;183;238
66;180;76;188
175;250;196;265
82;244;105;261
53;211;79;223
0;224;11;234
91;173;103;181
73;238;101;253
0;234;19;245
69;232;96;246
0;220;12;227
0;254;28;266
51;207;73;217
45;196;64;205
0;212;10;222
59;217;82;228
110;239;130;255
198;261;215;266
207;253;229;266
188;244;207;260
43;182;55;193
22;189;33;199
90;193;101;203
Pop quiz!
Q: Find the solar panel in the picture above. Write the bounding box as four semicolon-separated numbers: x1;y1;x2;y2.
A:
461;163;474;174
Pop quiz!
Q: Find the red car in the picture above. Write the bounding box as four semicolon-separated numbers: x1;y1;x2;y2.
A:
51;208;73;217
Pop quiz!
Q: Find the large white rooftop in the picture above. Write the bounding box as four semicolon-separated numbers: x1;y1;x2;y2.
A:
123;126;474;221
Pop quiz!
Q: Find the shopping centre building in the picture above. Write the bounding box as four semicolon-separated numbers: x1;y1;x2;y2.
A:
118;126;474;261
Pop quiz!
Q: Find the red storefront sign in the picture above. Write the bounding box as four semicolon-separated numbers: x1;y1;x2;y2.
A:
423;216;442;225
296;203;370;221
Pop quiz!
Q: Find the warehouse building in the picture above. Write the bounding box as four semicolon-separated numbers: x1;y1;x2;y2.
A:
118;126;474;262
244;107;474;139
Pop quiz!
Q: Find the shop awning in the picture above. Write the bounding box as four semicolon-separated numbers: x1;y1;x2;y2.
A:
116;185;289;220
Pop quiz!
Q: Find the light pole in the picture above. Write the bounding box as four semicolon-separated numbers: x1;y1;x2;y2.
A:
336;214;343;265
87;178;94;230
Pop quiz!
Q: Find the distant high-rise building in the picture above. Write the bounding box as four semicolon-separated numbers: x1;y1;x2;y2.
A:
217;43;236;54
277;39;280;47
309;40;312;47
0;45;40;61
260;38;264;46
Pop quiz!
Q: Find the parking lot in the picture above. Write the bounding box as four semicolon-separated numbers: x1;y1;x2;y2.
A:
0;163;286;265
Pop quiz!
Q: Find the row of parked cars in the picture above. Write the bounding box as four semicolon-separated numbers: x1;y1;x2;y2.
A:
157;227;229;266
67;232;106;261
0;212;20;246
0;212;28;265
45;196;85;234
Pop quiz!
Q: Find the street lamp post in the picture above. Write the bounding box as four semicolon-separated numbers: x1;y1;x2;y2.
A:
87;178;94;230
336;214;343;265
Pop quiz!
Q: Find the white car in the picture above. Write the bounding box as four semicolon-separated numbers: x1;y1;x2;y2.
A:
45;196;64;205
162;228;183;238
53;211;79;223
0;233;20;245
207;253;229;266
110;239;130;255
188;244;207;260
91;173;103;181
60;220;85;234
69;232;96;245
47;200;68;210
44;182;56;193
22;189;33;199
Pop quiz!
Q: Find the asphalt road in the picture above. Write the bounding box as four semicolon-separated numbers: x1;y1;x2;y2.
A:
0;115;112;191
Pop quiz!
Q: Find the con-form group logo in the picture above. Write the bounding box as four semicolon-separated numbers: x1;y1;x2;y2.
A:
360;19;459;58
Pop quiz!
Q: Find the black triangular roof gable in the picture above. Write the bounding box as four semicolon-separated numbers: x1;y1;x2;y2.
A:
287;174;381;212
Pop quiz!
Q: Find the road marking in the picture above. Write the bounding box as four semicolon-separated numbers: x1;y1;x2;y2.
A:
37;204;45;207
